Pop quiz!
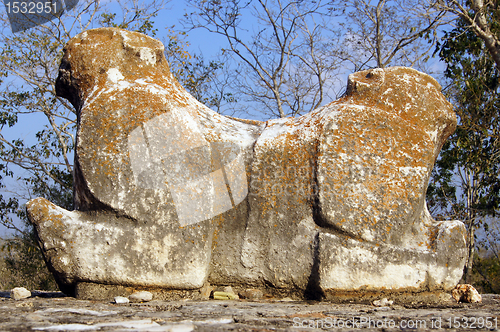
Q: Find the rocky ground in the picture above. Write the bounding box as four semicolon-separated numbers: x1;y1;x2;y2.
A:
0;291;499;331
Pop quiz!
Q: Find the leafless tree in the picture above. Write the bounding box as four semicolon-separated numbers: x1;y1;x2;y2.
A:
330;0;447;70
184;0;345;119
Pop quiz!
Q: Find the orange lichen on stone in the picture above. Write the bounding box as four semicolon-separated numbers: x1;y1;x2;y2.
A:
25;28;467;298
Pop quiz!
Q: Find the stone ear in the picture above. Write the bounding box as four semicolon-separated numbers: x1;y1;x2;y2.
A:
346;68;386;95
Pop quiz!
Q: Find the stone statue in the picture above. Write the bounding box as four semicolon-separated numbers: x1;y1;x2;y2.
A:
27;28;466;301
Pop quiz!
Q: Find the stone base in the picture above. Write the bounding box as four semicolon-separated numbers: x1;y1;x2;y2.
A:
323;290;455;305
74;282;309;302
74;281;456;306
318;230;467;294
74;282;204;301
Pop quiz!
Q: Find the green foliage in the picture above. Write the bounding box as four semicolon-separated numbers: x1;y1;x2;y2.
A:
1;229;58;291
0;172;73;290
430;18;500;220
428;13;500;283
471;253;500;294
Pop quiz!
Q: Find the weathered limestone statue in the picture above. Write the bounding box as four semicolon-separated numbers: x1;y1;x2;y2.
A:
27;28;467;301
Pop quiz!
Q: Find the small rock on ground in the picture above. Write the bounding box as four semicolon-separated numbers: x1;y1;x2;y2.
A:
199;284;214;299
10;287;31;300
373;298;394;307
128;291;153;303
239;288;264;300
213;291;239;300
452;284;482;303
114;296;129;304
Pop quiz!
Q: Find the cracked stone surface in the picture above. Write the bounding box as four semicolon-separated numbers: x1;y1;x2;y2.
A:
0;292;499;331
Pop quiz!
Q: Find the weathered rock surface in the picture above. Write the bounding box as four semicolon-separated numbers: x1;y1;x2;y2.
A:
113;296;129;304
10;287;31;300
129;291;154;303
0;291;498;332
453;284;483;303
239;288;264;300
26;27;467;300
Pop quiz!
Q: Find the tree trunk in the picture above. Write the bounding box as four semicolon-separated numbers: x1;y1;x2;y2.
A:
462;171;476;284
463;226;475;283
375;0;384;68
471;0;500;71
